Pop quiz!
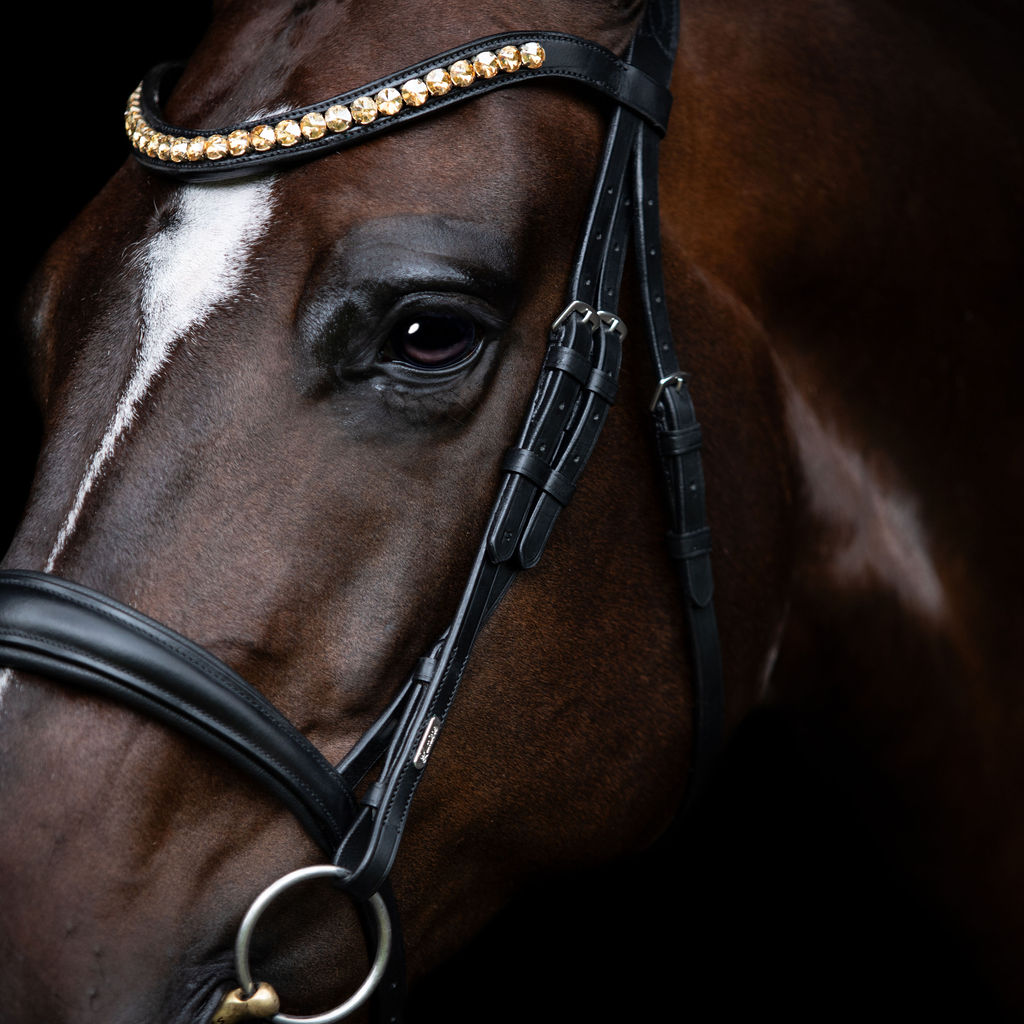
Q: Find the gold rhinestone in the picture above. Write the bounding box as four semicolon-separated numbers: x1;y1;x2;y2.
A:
300;111;327;139
351;96;377;124
170;137;189;162
425;68;452;95
520;42;545;68
473;51;499;78
376;87;402;116
227;129;251;156
275;119;301;146
250;124;276;151
325;104;353;132
186;136;207;161
145;133;161;157
496;45;522;72
157;137;172;161
449;59;475;87
401;78;429;107
205;135;229;160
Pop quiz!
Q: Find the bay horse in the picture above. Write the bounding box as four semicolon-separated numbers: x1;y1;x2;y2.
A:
1;1;1022;1021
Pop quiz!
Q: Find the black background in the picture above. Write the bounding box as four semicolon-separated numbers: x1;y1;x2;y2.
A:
1;6;1008;1021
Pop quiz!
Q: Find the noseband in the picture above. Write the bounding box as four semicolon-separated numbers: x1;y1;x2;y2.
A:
0;2;722;1021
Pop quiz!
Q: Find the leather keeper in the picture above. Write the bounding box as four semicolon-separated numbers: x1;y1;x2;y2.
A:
544;346;618;404
658;423;703;458
501;448;576;508
666;526;711;560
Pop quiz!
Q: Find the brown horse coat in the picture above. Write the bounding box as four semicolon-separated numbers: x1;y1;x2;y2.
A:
1;1;1021;1020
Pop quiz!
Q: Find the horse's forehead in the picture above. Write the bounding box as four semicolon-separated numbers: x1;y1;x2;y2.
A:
166;0;638;127
140;181;277;327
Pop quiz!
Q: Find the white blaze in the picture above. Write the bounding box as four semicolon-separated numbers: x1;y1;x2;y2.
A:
0;178;276;705
44;179;277;572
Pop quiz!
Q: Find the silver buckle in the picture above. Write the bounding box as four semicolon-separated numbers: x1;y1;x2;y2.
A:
650;372;691;412
551;300;627;339
595;310;627;339
551;299;599;332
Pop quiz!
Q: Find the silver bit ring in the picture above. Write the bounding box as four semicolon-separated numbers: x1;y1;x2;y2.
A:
234;864;392;1024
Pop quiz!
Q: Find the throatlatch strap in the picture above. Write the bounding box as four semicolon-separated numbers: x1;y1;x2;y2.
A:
630;4;725;806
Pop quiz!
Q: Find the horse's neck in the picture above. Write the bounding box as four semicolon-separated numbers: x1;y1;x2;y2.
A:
675;1;1023;1005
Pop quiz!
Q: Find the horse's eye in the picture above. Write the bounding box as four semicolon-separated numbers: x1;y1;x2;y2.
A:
387;312;478;369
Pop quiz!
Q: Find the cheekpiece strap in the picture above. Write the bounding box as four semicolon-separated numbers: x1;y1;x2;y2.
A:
128;32;672;182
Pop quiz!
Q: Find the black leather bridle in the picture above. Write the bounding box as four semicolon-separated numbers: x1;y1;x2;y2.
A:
0;2;722;1021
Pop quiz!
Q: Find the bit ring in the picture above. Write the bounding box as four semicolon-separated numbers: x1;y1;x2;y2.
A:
235;864;392;1024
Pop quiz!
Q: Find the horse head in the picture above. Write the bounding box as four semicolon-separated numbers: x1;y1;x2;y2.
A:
0;2;796;1020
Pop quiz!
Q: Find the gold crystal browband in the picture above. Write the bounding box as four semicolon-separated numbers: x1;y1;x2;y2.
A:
127;31;672;181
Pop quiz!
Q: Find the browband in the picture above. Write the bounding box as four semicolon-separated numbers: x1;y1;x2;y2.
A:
128;32;671;181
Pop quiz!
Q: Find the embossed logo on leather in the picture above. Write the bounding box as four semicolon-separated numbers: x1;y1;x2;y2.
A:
413;716;442;770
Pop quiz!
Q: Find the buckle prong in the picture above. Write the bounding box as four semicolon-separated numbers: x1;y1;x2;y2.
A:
595;310;627;339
